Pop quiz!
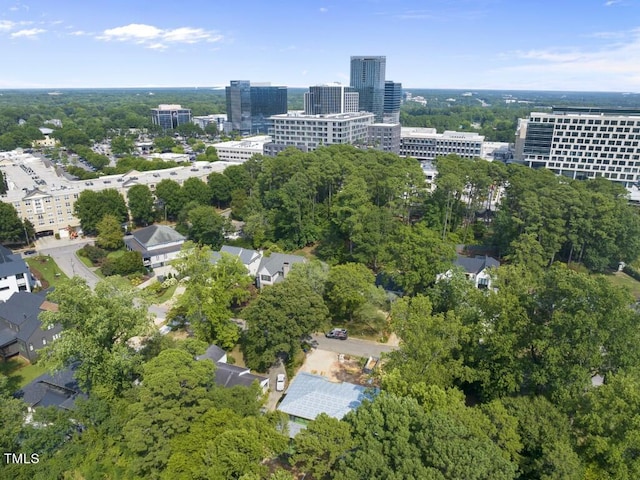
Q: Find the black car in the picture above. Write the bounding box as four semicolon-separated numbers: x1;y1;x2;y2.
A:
23;249;37;256
325;328;348;340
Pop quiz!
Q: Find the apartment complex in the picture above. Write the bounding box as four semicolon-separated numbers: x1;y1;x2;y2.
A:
516;107;640;187
400;128;484;160
0;150;232;237
350;56;386;123
304;84;359;115
225;81;287;134
265;111;375;152
150;104;192;130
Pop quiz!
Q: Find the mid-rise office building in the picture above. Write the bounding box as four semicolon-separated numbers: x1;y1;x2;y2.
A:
304;84;359;115
192;114;227;133
350;56;386;122
265;112;375;153
384;81;402;124
151;104;192;130
225;81;287;135
211;136;272;162
367;123;401;154
516;107;640;187
400;128;484;161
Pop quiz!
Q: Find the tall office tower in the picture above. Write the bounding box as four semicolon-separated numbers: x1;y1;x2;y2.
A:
304;84;359;115
384;81;402;124
226;81;287;134
517;107;640;187
151;104;192;130
350;56;386;122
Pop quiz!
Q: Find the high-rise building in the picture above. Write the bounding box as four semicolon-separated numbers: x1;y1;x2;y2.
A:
516;107;640;187
384;81;402;124
350;56;386;122
225;81;287;134
304;84;359;115
151;104;192;130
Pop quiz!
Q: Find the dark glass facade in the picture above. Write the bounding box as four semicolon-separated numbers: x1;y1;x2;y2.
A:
350;56;386;122
226;81;287;134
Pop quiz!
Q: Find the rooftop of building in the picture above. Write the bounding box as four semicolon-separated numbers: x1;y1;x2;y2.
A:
154;104;187;110
401;127;484;140
0;150;232;202
212;136;272;149
270;111;375;120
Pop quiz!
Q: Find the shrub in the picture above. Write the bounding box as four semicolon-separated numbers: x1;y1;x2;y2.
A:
78;244;108;265
102;251;145;276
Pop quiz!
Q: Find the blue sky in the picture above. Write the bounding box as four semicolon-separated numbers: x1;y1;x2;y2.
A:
0;0;639;91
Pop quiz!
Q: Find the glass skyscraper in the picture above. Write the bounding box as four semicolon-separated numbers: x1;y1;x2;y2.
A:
151;104;192;131
350;56;386;123
384;81;402;124
304;84;359;115
226;81;287;134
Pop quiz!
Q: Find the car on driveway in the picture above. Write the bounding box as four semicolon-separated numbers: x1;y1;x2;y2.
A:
23;249;37;256
325;328;348;340
276;373;286;391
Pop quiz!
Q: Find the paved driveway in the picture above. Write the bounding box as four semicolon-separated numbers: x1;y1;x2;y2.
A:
35;237;99;288
310;333;397;358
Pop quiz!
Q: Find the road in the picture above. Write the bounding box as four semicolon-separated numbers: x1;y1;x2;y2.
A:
35;238;99;289
310;333;397;358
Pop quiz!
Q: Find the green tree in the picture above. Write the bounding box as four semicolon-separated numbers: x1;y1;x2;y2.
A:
324;263;377;322
181;204;229;248
172;245;251;347
243;279;330;370
0;201;25;243
154;179;183;220
95;214;124;250
40;277;153;397
208;172;233;208
182;177;211;206
127;184;155;227
110;135;135;155
292;414;355;479
153;136;176;153
74;189;127;235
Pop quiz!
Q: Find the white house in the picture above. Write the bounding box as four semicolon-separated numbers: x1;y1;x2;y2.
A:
123;225;186;268
439;254;500;290
0;246;38;302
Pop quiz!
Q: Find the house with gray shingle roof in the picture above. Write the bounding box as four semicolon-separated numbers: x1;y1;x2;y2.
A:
15;363;85;412
196;344;269;391
0;246;38;302
278;372;377;437
439;254;500;289
212;245;306;288
124;225;186;268
0;290;62;362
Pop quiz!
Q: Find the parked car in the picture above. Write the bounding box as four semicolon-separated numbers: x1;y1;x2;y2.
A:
23;249;37;256
276;373;286;392
325;328;348;340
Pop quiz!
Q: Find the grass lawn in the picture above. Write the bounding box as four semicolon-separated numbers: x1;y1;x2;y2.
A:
147;283;178;304
602;271;640;299
0;356;47;390
77;254;94;269
26;256;68;289
228;344;247;369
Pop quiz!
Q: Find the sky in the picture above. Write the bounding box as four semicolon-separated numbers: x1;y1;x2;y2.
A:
1;0;639;91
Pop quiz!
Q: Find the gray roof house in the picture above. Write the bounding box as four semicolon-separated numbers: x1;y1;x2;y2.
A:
212;246;307;289
0;291;61;362
15;364;85;412
440;254;500;289
197;344;269;391
278;372;377;437
0;246;38;302
124;225;186;268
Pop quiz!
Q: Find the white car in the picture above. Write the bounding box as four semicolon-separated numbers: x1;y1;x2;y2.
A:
276;374;286;392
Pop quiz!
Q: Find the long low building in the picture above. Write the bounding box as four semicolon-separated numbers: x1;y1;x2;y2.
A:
0;149;233;237
400;128;484;161
211;135;272;162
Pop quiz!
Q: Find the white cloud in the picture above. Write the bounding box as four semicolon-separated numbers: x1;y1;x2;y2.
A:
319;7;328;13
498;28;640;90
96;23;223;49
605;0;621;6
0;20;16;31
10;28;45;38
69;30;86;36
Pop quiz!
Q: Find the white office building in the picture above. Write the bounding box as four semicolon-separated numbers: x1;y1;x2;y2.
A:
211;135;272;162
400;128;484;161
516;107;640;187
265;111;374;153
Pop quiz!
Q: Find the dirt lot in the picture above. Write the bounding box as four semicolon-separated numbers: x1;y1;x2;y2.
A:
299;348;376;386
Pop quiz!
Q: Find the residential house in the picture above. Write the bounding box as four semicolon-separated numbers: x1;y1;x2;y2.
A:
212;246;306;288
123;225;186;268
278;372;377;437
15;364;85;412
0;246;38;302
197;344;269;392
0;290;61;362
440;254;500;289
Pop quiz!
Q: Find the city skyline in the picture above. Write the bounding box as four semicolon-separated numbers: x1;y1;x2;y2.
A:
0;0;639;91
